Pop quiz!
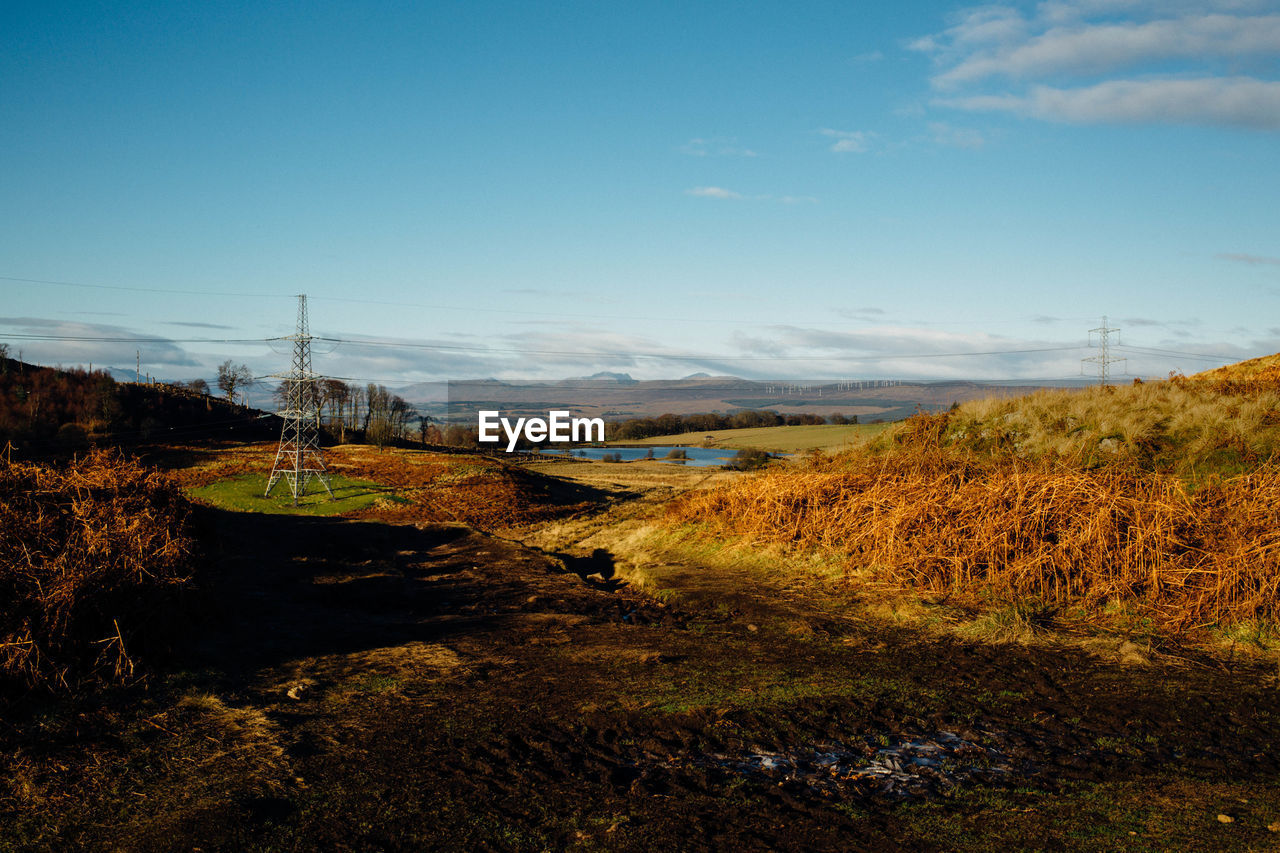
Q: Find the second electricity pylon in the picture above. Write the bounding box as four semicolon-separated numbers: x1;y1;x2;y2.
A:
265;294;333;505
1081;315;1126;385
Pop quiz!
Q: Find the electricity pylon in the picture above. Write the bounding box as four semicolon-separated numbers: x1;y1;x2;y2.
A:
265;294;333;505
1081;315;1125;385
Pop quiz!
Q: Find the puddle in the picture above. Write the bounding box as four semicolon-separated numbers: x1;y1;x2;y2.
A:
698;731;1019;799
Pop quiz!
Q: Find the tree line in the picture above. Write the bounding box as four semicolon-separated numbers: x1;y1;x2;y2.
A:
212;361;425;448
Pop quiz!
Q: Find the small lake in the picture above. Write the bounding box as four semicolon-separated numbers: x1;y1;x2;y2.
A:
536;446;750;468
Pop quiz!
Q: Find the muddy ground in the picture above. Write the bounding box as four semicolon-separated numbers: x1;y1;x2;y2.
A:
3;457;1280;851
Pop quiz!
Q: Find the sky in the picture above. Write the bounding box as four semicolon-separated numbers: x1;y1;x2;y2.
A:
3;0;1279;387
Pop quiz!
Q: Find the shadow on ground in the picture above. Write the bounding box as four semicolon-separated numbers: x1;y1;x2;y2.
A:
181;507;667;681
554;547;628;591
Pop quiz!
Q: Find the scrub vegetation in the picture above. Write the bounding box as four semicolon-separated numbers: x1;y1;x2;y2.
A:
931;377;1280;482
667;375;1280;636
0;450;198;689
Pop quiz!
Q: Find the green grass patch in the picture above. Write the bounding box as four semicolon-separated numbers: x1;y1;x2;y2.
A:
187;472;398;516
339;673;401;694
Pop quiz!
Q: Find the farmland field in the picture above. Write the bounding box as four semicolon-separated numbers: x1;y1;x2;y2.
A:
615;422;890;453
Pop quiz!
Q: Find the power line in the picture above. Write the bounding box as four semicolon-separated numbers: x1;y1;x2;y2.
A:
0;274;288;299
0;273;935;327
7;412;276;451
0;332;266;344
1116;344;1237;362
0;272;1140;330
0;328;1087;362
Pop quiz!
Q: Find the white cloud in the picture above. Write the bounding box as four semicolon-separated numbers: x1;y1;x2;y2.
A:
916;3;1280;130
685;186;743;199
942;76;1280;128
909;6;1029;56
928;121;987;148
933;14;1280;89
679;137;758;157
0;317;202;375
1218;252;1280;265
729;331;790;357
820;128;876;153
685;188;818;204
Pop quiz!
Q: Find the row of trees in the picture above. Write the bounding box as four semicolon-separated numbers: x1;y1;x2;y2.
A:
268;378;421;447
206;363;425;448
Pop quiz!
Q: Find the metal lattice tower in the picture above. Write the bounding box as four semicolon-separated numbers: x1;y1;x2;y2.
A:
265;295;333;504
1081;315;1126;385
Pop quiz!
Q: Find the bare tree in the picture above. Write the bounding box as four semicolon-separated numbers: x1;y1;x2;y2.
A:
346;382;364;437
322;379;351;442
389;395;414;440
365;383;394;448
216;360;255;406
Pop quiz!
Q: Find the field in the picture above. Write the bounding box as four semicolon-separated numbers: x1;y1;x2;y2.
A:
616;422;890;453
4;395;1280;850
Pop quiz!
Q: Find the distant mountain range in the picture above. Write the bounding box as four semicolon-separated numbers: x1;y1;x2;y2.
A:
421;375;1099;424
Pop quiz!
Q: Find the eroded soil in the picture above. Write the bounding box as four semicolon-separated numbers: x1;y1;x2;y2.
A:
4;458;1280;851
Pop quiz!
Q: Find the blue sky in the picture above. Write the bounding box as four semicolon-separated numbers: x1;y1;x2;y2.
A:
3;0;1279;385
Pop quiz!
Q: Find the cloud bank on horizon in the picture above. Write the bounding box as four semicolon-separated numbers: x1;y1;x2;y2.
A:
3;312;1271;391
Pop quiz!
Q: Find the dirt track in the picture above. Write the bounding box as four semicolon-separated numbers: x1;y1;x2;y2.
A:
5;462;1280;851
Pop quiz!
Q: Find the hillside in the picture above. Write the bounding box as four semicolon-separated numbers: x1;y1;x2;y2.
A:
0;356;276;455
928;378;1280;480
665;375;1280;634
1193;351;1280;383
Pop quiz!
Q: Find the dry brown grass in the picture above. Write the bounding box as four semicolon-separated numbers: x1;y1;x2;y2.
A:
326;445;597;528
154;441;278;487
1192;352;1280;388
0;450;198;688
668;414;1280;631
171;693;287;768
929;379;1280;479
